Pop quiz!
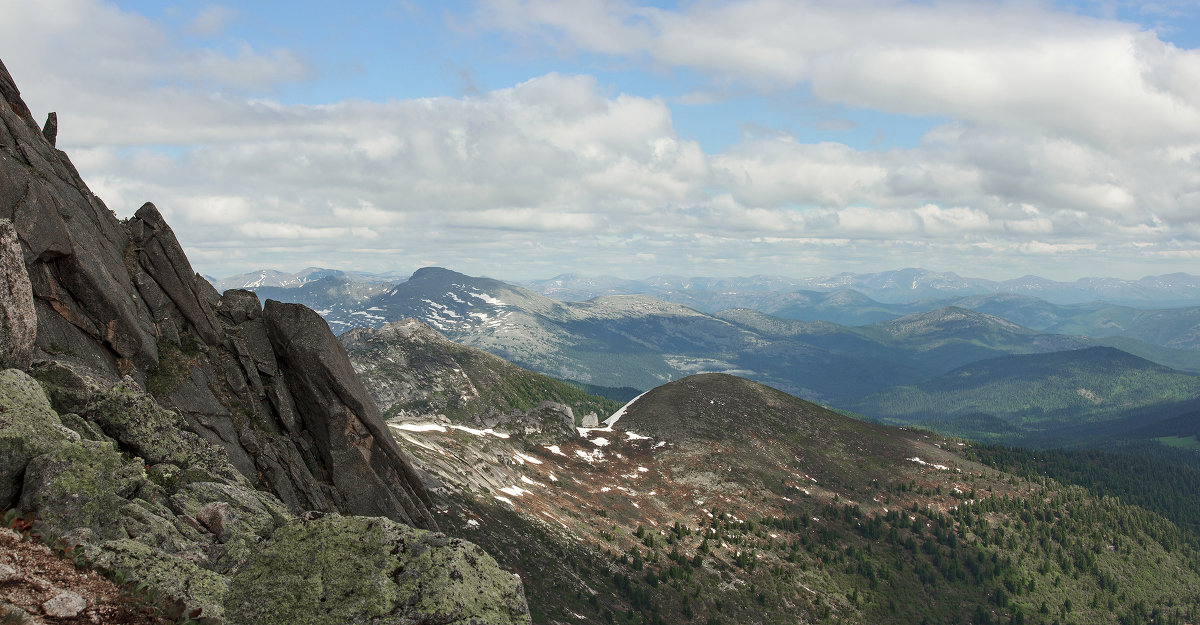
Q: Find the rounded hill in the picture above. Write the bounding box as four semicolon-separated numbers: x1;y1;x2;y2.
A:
615;373;930;490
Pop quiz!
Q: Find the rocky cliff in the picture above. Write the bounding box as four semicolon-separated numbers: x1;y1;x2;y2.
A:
0;57;433;530
0;57;529;623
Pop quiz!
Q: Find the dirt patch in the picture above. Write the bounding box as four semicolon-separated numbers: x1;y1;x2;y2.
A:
0;527;158;624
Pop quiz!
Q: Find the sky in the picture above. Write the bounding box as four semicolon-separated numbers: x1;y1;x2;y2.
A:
2;0;1200;282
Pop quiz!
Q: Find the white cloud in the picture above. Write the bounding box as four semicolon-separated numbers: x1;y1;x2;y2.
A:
1;0;1198;280
483;0;1200;149
186;5;239;37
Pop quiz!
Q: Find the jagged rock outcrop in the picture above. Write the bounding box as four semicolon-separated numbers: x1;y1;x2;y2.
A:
41;112;56;147
0;218;35;370
0;56;530;624
265;301;436;529
0;56;434;531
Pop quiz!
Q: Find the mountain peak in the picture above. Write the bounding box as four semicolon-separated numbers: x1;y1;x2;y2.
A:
409;266;470;282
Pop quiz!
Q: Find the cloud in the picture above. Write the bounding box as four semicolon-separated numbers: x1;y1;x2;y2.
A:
185;5;238;37
2;0;1198;281
483;0;1200;149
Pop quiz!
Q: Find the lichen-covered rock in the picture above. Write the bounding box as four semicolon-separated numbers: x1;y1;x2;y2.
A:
225;514;531;625
168;480;289;573
85;538;231;621
28;359;114;417
0;368;76;507
18;438;147;541
82;376;244;485
0;219;35;370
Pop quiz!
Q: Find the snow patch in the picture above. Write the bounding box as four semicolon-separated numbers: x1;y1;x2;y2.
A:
450;424;510;439
470;292;505;306
575;448;604;463
603;390;650;428
391;423;446;433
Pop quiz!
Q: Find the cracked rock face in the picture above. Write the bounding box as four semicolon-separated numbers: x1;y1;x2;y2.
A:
0;55;436;532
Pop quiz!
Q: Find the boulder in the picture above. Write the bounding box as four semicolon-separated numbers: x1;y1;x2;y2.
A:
225;514;531;625
264;300;437;530
0;369;75;506
43;590;85;618
19;437;147;541
82;376;244;485
0;219;35;370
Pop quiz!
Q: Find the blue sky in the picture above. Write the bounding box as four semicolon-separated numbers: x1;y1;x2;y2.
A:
3;0;1200;282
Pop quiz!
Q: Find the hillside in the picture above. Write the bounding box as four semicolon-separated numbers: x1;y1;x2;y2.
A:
1048;305;1200;350
850;347;1200;447
341;318;620;427
384;371;1200;624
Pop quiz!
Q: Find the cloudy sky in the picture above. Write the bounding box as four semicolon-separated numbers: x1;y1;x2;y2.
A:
3;0;1200;281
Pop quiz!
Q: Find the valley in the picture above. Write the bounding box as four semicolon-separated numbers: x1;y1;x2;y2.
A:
338;321;1200;623
242;265;1200;452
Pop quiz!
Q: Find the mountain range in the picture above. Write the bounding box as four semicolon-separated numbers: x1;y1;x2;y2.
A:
6;54;1200;625
215;266;1200;350
229;266;1200;451
524;268;1200;307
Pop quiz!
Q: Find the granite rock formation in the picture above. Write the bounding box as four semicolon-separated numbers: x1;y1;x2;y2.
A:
0;56;529;623
0;57;433;531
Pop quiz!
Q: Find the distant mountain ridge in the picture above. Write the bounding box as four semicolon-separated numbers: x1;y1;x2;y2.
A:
210;266;408;291
526;268;1200;307
215;266;1200;307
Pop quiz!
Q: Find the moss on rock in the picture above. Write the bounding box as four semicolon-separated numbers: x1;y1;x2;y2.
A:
18;438;146;540
0;369;77;506
86;538;230;622
83;377;244;485
225;514;531;625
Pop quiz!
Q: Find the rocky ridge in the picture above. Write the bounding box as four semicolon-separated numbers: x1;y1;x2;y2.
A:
0;56;432;530
0;57;529;623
